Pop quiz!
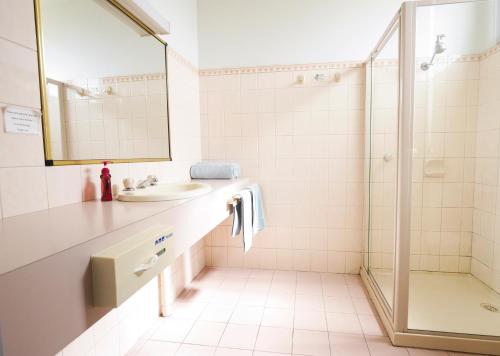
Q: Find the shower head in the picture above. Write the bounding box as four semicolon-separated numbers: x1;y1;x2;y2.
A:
421;34;447;71
434;34;447;54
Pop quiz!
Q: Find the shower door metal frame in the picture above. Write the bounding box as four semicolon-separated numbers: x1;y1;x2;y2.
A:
362;0;500;354
363;4;402;322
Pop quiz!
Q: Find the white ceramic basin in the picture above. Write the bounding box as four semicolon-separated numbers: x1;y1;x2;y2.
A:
117;182;212;202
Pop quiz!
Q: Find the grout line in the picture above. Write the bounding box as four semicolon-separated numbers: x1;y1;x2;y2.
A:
0;36;37;52
322;275;334;356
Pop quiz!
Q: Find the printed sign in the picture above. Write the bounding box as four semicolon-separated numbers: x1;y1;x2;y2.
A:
3;106;41;135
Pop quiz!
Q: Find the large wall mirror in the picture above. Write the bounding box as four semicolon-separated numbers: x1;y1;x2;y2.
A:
35;0;171;166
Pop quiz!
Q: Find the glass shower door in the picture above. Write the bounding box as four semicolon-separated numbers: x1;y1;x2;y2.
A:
367;21;400;312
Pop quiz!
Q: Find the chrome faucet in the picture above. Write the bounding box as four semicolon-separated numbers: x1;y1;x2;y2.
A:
136;175;158;189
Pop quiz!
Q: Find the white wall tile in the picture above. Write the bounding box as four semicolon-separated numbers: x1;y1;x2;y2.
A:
46;166;82;208
0;0;37;49
0;38;40;108
0;167;48;217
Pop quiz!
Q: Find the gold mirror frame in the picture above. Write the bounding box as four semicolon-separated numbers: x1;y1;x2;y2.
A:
33;0;172;166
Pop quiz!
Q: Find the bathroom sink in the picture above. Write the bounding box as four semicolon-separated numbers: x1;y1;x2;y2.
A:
117;182;212;202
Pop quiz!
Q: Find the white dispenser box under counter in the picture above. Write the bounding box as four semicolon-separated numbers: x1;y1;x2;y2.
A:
91;225;174;308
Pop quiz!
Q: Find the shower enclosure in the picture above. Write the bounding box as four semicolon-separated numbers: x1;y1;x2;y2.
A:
362;0;500;354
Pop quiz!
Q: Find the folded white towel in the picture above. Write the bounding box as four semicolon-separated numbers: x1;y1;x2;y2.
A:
190;161;240;179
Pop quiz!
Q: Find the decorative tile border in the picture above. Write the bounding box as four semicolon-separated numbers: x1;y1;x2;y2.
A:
199;60;365;77
101;73;166;85
478;43;500;60
371;59;399;67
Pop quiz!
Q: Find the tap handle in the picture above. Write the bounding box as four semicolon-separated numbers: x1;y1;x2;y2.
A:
147;175;158;185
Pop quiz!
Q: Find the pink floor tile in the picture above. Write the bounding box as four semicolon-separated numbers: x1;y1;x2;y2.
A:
135;340;180;356
255;326;293;354
184;321;226;346
238;291;269;307
322;282;350;297
270;282;297;294
408;348;449;355
253;352;291;356
295;294;325;311
219;323;259;350
296;281;323;295
266;292;295;309
321;273;347;284
170;301;208;320
150;318;194;343
358;314;386;336
294;310;328;331
352;297;376;315
199;304;235;323
365;335;410;356
347;283;369;299
226;268;253;278
230;305;264;325
297;272;322;283
249;270;275;281
220;278;247;291
345;275;363;285
261;308;294;328
292;329;331;356
329;333;370;356
326;312;362;334
244;280;271;293
324;296;356;313
176;343;216;356
178;288;216;303
273;271;297;282
214;347;253;356
210;290;242;307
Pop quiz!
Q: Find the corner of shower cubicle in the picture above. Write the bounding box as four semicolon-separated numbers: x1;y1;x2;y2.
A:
361;0;500;355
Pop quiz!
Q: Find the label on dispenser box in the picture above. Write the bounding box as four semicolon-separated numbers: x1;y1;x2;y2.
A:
3;106;41;135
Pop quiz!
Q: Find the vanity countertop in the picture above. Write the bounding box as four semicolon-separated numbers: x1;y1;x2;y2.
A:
0;178;248;275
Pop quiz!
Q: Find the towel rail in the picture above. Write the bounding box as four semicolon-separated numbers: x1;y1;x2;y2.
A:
227;196;241;214
227;196;241;206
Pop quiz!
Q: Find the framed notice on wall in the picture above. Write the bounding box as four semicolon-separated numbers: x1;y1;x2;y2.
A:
3;106;41;135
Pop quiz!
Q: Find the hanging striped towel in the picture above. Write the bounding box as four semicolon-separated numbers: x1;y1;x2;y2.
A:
230;184;266;253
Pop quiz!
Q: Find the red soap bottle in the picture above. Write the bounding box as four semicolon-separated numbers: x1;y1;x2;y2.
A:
100;161;113;202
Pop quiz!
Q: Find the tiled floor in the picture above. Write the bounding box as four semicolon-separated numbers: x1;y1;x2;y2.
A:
127;267;486;356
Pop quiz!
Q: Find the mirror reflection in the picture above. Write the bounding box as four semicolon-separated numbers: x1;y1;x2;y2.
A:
39;0;170;163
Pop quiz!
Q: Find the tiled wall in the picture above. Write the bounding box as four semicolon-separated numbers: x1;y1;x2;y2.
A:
49;73;170;160
200;63;366;273
54;240;206;356
409;55;479;273
472;45;500;294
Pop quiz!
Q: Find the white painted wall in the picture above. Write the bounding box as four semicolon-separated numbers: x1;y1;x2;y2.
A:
197;0;405;68
197;0;499;69
148;0;199;66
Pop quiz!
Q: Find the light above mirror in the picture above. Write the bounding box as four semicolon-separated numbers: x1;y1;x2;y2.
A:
35;0;171;165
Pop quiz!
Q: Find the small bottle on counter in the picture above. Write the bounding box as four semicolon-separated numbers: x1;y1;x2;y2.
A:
100;161;113;202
